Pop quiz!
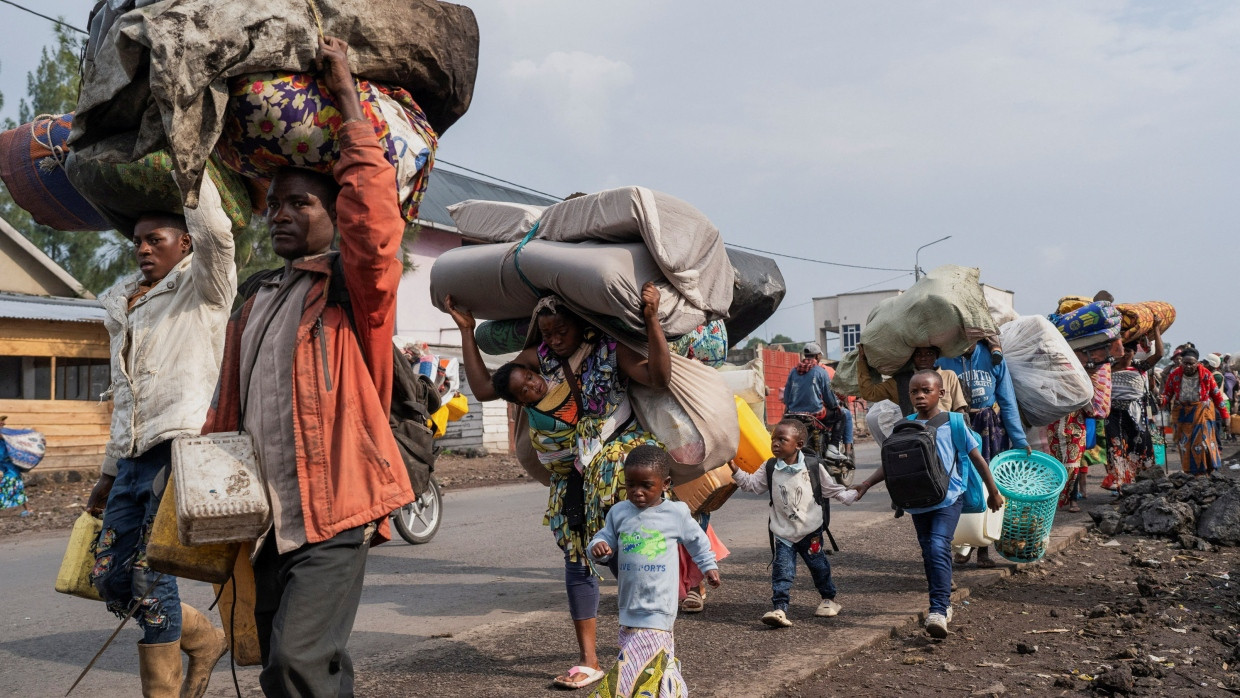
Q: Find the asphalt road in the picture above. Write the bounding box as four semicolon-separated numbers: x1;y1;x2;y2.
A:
0;443;886;696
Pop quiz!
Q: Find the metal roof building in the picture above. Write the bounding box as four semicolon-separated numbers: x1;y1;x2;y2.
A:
0;293;106;324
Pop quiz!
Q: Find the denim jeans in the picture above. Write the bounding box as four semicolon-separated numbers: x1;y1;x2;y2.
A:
910;496;964;614
91;441;182;644
771;530;836;612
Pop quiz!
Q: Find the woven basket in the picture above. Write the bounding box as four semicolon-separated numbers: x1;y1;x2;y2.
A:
991;450;1067;563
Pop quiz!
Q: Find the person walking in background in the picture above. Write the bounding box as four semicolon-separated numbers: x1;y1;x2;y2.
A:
1048;341;1113;512
936;340;1029;568
782;343;841;456
856;345;969;417
85;178;235;697
0;416;32;517
1105;324;1164;490
1163;346;1230;475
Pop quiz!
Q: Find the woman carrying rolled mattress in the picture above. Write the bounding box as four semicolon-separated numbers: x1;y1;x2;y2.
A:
446;284;670;691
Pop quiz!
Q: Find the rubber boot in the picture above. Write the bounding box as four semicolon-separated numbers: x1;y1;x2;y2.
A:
178;603;228;698
138;640;183;698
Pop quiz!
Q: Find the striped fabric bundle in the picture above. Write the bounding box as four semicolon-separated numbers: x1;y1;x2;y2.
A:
0;114;108;231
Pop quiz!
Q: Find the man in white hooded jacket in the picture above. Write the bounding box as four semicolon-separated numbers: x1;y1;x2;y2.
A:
85;178;235;697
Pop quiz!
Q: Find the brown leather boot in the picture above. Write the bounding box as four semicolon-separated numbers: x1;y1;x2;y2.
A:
138;640;182;697
178;603;228;698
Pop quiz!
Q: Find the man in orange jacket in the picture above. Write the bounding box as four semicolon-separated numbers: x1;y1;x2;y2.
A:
202;37;414;696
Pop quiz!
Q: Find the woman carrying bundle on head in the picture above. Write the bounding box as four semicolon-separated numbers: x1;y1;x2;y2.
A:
1103;322;1165;491
1162;346;1230;476
446;284;671;691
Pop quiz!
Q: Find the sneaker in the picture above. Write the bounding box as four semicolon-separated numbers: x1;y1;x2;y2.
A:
824;444;844;461
925;611;949;638
815;599;842;617
761;609;793;628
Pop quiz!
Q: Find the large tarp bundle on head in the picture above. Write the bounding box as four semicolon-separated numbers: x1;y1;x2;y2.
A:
70;0;478;206
831;265;996;397
854;264;997;376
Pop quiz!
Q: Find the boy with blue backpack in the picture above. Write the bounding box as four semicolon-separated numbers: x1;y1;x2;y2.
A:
853;369;1005;638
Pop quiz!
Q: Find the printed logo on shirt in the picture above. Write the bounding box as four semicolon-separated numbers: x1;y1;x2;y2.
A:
620;526;668;560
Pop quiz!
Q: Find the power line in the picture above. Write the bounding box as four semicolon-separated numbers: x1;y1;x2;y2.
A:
841;271;914;294
0;0;86;34
722;243;912;272
435;159;566;201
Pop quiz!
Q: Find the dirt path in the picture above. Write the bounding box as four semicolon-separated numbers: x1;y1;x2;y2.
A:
784;530;1240;697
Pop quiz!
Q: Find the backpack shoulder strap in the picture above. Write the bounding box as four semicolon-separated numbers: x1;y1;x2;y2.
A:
764;458;775;503
927;412;951;430
804;455;824;506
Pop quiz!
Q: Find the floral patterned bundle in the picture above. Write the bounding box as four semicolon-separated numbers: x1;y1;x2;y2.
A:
215;72;437;223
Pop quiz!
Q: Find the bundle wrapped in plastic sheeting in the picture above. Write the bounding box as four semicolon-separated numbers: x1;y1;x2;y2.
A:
447;187;735;321
724;248;785;345
999;315;1093;427
853;265;997;376
0;114;108;231
1115;301;1175;345
215;72;435;222
72;0;478;205
430;240;711;337
65;150;252;235
864;400;904;446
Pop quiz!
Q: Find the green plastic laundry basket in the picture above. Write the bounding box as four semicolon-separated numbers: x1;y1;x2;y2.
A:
990;450;1068;563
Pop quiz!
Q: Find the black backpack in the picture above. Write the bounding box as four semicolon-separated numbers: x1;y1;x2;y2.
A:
238;256;441;494
880;412;951;510
764;450;839;553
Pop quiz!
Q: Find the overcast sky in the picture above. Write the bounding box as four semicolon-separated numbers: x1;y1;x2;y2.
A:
1;1;1236;355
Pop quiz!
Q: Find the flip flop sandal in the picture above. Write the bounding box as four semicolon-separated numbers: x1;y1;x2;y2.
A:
680;589;705;613
553;665;605;690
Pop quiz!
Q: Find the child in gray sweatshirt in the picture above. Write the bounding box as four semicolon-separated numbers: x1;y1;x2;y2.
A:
589;445;720;696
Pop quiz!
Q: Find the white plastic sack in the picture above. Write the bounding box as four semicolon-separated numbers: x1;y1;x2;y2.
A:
717;358;766;405
999;315;1092;427
629;353;739;485
864;400;904;446
859;265;997;375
